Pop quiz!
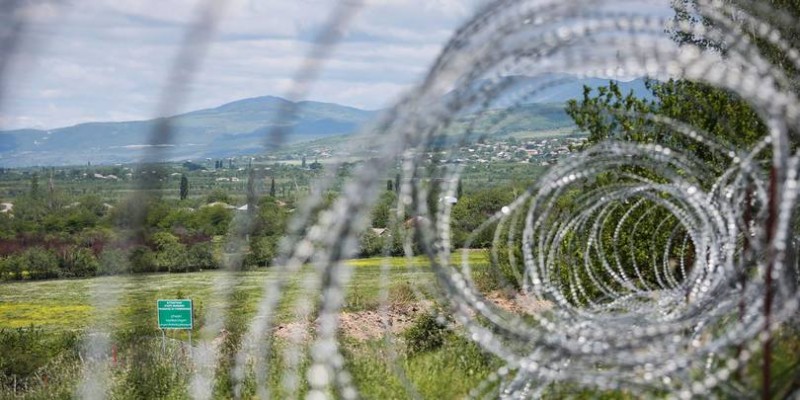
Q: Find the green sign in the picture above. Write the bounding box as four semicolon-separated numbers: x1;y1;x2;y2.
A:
157;299;193;329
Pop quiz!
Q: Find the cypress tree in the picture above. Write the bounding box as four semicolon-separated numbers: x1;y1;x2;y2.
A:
180;174;189;200
247;168;257;212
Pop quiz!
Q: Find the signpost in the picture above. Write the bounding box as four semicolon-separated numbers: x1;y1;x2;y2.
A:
157;299;193;329
157;299;193;353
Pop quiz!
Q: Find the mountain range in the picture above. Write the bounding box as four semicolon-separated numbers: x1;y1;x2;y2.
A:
0;75;650;167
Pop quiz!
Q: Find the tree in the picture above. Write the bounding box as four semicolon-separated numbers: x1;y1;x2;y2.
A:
58;247;99;278
179;174;189;200
246;235;278;267
457;178;463;198
29;173;39;198
206;188;231;204
566;78;768;182
187;242;218;271
47;171;55;209
24;247;60;280
192;204;233;235
98;248;131;275
371;191;396;228
247;168;257;212
301;156;307;169
150;232;187;273
387;179;393;191
395;173;401;193
560;4;798;300
269;177;276;197
450;185;516;248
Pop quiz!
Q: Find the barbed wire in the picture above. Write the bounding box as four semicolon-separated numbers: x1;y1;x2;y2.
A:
3;0;800;398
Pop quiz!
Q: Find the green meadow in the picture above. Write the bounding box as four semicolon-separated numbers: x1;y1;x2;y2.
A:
0;255;487;331
0;253;512;399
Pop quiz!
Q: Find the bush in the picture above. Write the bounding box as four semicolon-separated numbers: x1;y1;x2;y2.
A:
98;248;131;275
129;246;157;273
403;313;449;356
388;281;416;305
0;327;78;388
254;198;289;237
359;227;407;258
113;338;191;399
108;195;149;229
187;242;218;271
161;207;194;231
206;188;231;204
245;235;279;268
0;256;21;281
23;247;60;280
359;230;385;257
150;232;188;272
58;246;99;278
0;214;14;240
192;205;232;236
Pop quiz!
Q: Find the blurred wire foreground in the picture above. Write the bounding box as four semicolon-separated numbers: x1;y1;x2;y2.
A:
1;0;800;398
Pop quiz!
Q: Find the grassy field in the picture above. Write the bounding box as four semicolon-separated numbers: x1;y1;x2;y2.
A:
2;254;798;398
0;255;456;331
0;253;507;399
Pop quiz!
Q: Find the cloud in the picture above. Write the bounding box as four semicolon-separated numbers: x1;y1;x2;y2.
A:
1;0;485;130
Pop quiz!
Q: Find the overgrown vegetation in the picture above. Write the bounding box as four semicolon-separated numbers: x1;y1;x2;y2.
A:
0;150;545;281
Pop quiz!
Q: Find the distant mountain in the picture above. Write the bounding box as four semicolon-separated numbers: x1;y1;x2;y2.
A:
460;74;652;105
0;75;652;167
436;75;650;139
0;96;377;167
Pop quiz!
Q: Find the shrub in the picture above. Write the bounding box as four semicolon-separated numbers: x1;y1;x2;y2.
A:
359;230;385;257
129;246;157;273
0;327;78;388
388;281;416;305
358;227;407;257
206;188;231;204
150;232;188;272
98;248;131;275
245;235;279;268
403;313;448;356
187;242;218;271
24;247;60;280
113;338;191;399
1;255;25;280
254;198;289;237
0;214;14;240
192;205;233;236
58;246;99;278
161;207;194;231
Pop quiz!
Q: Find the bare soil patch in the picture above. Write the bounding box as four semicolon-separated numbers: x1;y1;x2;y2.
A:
484;291;553;314
274;302;431;342
272;292;551;342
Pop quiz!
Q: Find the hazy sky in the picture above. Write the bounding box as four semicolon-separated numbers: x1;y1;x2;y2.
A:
1;0;484;130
